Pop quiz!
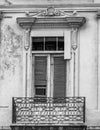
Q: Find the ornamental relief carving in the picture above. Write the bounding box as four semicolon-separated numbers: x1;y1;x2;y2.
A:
24;28;31;51
17;7;86;29
25;7;78;17
71;28;78;50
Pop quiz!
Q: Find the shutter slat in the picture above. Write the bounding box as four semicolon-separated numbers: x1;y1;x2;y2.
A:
54;57;66;98
35;56;47;86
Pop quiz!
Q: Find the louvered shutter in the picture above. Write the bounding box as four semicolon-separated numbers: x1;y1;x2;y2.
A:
53;57;66;98
35;56;47;86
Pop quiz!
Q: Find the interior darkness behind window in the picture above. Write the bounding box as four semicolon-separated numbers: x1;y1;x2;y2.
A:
32;37;64;51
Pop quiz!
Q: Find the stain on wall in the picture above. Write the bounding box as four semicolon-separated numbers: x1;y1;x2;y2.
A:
0;25;23;81
0;24;23;126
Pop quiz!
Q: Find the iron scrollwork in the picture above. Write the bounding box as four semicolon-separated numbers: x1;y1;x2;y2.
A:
13;97;85;124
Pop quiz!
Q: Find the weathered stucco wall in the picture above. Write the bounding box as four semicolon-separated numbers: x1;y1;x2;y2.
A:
0;0;95;5
0;14;23;126
80;12;98;109
79;12;100;126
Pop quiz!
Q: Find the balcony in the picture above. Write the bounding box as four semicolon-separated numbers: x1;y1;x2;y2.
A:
12;97;85;125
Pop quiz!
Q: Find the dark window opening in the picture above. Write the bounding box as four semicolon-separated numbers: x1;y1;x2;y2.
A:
45;37;56;50
35;87;46;96
32;37;44;50
32;37;64;51
58;37;64;50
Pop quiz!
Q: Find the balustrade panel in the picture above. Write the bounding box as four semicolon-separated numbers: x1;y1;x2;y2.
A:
12;97;85;124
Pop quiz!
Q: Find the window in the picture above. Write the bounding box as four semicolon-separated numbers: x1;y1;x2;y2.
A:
32;37;66;98
34;56;47;97
33;55;66;98
32;37;64;51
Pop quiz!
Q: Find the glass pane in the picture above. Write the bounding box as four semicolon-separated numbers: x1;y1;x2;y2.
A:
35;87;46;96
45;37;56;50
58;37;64;50
32;37;44;50
35;56;47;85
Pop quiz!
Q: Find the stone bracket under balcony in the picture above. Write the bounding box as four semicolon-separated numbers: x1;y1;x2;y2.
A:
16;16;86;29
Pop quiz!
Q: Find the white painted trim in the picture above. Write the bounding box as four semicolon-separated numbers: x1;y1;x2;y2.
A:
23;30;27;97
47;55;51;97
66;60;71;96
64;30;71;59
97;18;100;109
32;51;64;54
50;56;54;98
31;30;64;37
31;55;35;97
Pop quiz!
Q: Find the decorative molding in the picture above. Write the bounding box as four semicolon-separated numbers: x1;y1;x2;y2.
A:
2;3;100;10
17;16;86;29
0;126;11;130
71;28;78;50
0;11;12;19
17;17;36;29
65;17;86;28
25;7;77;17
0;106;9;108
87;126;100;130
17;7;86;29
24;28;31;51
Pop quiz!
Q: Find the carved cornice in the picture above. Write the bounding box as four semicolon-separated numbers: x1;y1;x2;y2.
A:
65;17;86;28
17;7;86;29
17;16;86;29
17;17;36;29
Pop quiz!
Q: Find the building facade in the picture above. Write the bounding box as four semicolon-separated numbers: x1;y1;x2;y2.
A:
0;0;100;130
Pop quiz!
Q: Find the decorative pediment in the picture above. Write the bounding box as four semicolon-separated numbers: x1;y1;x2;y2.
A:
25;7;75;17
17;17;86;29
17;7;86;29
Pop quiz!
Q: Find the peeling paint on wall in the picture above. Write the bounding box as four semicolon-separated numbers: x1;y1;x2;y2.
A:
0;25;23;80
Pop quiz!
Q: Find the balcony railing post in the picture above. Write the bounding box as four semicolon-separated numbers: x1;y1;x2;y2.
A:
83;97;85;123
12;97;14;123
12;97;16;123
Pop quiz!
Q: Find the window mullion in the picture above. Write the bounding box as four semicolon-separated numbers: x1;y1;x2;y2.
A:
47;54;51;97
50;55;54;98
56;37;58;51
44;37;45;51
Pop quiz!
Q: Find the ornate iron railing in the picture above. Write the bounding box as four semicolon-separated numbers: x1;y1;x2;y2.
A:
12;97;85;125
